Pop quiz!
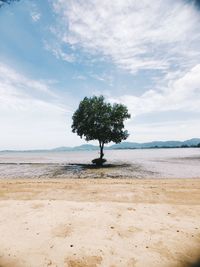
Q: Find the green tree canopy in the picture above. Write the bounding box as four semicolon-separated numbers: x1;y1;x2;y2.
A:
0;0;19;8
71;95;131;164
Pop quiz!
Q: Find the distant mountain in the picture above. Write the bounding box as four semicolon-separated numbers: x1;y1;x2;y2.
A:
72;144;99;151
51;146;71;151
109;142;140;149
182;138;200;146
110;138;200;149
1;138;200;152
52;144;99;151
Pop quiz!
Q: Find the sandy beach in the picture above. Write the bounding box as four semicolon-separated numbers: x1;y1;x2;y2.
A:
0;178;200;267
1;0;200;266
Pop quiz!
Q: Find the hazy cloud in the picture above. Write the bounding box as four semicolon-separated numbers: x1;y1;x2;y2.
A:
0;63;74;149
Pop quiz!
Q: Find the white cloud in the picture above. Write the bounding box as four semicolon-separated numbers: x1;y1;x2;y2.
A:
51;0;200;73
108;64;200;116
0;63;78;149
29;2;41;22
73;75;87;80
90;72;114;86
44;41;75;63
31;12;41;22
0;63;67;112
127;119;200;142
0;63;57;96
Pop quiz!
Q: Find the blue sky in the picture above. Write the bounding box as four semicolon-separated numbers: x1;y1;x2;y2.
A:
0;0;200;149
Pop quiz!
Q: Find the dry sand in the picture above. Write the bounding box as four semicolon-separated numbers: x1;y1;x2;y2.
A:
0;178;200;267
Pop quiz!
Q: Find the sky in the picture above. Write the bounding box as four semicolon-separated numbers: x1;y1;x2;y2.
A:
0;0;200;149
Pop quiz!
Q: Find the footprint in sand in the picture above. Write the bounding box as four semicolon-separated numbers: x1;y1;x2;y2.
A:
52;224;72;238
65;255;102;267
0;257;22;267
31;203;45;209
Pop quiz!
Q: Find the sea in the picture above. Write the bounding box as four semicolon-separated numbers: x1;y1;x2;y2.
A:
0;148;199;179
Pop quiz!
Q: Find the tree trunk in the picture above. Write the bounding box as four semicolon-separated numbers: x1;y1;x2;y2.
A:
99;141;104;160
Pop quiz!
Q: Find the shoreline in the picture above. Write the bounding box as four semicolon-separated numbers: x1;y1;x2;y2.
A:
1;148;200;179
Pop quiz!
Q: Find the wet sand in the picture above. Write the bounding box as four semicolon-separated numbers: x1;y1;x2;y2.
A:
0;178;200;267
1;148;200;179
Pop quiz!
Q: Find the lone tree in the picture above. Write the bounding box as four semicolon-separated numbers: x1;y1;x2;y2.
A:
71;95;131;166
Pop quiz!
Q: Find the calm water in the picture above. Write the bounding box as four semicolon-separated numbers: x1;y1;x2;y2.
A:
0;148;199;178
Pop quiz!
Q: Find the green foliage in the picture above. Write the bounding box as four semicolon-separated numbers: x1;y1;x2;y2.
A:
0;0;19;8
71;95;131;164
197;143;200;147
72;95;130;144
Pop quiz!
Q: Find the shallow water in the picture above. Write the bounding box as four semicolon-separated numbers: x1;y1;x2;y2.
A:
0;148;199;178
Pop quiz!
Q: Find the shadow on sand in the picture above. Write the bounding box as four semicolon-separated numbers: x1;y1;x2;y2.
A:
0;256;200;267
66;163;131;169
184;260;200;267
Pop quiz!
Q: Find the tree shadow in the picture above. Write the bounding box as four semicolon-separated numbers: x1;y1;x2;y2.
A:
63;163;131;170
